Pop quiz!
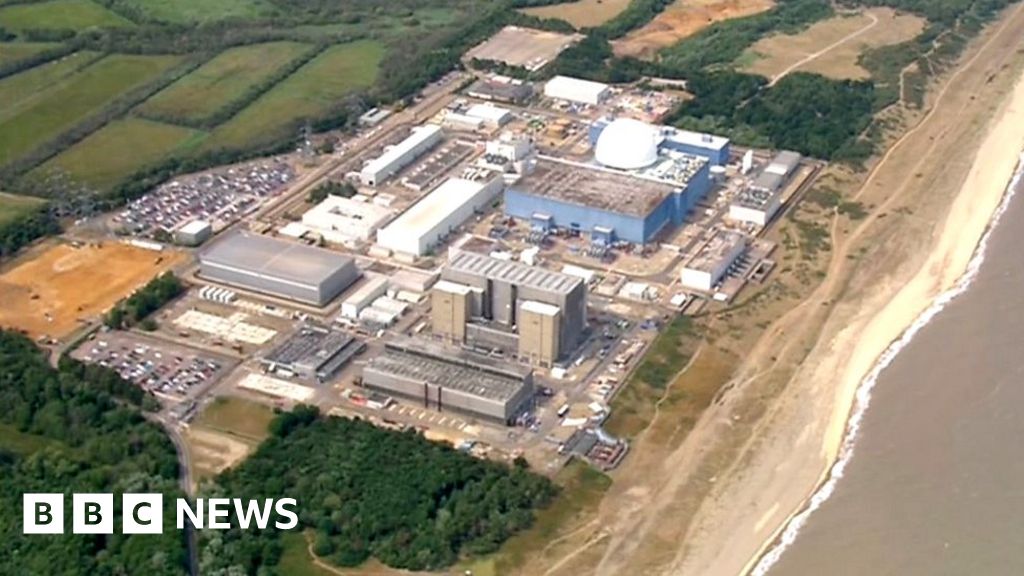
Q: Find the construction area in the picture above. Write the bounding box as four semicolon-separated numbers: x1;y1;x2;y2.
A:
613;0;776;58
465;26;584;72
0;240;186;341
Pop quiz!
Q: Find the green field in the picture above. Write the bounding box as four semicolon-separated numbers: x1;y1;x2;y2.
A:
203;40;384;151
124;0;275;23
30;118;205;190
0;192;45;225
139;41;312;123
0;42;60;66
0;0;133;31
0;51;102;123
194;396;276;441
0;53;181;166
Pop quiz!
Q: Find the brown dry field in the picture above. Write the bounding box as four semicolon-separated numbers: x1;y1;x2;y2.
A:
185;426;255;482
520;0;632;29
472;3;1024;575
740;7;926;80
613;0;775;59
0;241;187;339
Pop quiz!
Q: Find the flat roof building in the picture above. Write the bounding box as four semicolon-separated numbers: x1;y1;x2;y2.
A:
465;103;513;127
198;231;360;306
680;230;747;292
764;150;802;177
432;251;586;365
362;337;535;425
376;171;503;257
588;118;731;166
340;275;390;320
175;219;212;246
505;154;710;244
262;323;365;382
360;125;442;186
544;75;610;105
301;195;393;244
466;76;533;103
730;186;782;227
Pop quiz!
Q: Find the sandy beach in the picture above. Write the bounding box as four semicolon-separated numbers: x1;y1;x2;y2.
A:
653;5;1024;575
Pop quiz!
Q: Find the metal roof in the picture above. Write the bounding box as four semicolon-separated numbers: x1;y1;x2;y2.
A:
366;337;531;402
200;231;354;284
447;250;583;295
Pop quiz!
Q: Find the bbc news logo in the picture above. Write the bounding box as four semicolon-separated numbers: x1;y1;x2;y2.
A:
23;494;298;534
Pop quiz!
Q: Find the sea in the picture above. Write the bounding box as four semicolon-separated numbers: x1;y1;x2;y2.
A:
753;151;1024;576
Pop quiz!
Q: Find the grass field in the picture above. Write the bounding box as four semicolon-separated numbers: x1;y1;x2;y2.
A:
202;40;383;151
520;0;631;28
0;42;60;66
0;53;181;166
0;240;186;339
0;0;133;31
739;7;925;80
277;532;339;576
0;51;102;123
124;0;274;23
0;191;44;225
139;41;312;123
194;395;276;441
613;0;776;59
30;118;205;190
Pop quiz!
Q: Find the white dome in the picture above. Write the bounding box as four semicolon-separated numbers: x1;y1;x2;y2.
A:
595;118;661;170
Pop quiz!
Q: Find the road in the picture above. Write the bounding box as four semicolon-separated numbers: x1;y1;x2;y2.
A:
768;10;881;87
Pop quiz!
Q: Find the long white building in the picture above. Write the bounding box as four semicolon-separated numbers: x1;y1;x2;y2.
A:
544;75;610;105
301;195;393;244
376;172;503;257
360;125;442;186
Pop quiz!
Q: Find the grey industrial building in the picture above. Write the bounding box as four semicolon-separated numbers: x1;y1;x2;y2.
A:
198;231;360;306
262;324;365;382
361;337;535;425
432;251;586;366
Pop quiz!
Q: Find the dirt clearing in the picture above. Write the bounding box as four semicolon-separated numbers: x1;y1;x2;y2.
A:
739;7;926;80
520;0;632;29
613;0;775;59
185;425;255;481
0;241;186;340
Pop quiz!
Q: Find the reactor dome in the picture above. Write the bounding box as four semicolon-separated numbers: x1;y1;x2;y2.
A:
594;118;662;170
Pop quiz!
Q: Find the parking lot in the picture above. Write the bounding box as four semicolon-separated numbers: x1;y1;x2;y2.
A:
72;332;237;402
113;159;294;238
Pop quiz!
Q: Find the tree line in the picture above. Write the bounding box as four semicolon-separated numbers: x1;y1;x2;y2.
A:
199;406;557;573
104;272;184;330
0;330;186;575
0;204;61;259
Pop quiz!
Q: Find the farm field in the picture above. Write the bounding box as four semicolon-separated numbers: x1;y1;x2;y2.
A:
0;241;187;339
613;0;775;58
0;191;44;225
0;42;60;66
738;7;926;80
202;40;384;152
139;41;312;123
30;118;206;190
0;54;182;167
0;0;133;31
520;0;631;28
124;0;275;23
0;51;102;123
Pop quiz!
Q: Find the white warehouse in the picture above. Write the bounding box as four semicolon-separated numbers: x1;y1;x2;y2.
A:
302;195;393;244
376;172;504;257
543;75;610;105
340;275;390;320
680;230;747;292
360;124;442;186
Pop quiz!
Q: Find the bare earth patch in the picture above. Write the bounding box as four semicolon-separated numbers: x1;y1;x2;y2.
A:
520;0;633;29
613;0;775;59
0;240;186;339
184;426;256;481
740;7;926;80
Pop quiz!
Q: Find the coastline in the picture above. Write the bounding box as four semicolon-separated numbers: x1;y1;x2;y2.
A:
748;66;1024;574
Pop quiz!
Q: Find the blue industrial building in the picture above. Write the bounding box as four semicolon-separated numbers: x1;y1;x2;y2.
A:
505;157;710;245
